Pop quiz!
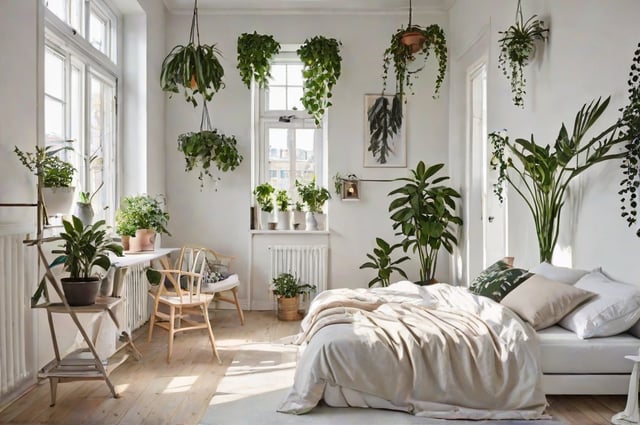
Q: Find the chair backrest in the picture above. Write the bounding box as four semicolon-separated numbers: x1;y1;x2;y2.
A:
161;246;207;302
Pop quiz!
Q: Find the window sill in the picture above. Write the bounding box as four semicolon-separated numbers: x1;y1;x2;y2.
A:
250;230;329;235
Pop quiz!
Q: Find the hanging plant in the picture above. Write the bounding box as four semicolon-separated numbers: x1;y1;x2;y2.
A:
177;103;243;189
497;0;548;108
236;32;281;89
297;36;342;126
619;42;640;234
160;0;224;107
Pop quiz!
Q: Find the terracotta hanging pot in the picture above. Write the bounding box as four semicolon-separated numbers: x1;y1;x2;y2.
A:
400;31;427;54
190;73;197;89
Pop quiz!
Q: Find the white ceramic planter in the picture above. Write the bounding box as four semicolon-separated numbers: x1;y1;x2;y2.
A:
276;211;291;230
260;210;274;230
41;186;75;216
293;211;306;230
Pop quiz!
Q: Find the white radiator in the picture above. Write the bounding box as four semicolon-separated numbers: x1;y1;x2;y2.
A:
269;245;328;295
120;262;150;334
0;231;36;403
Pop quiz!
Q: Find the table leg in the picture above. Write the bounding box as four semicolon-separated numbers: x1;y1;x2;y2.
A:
612;361;640;424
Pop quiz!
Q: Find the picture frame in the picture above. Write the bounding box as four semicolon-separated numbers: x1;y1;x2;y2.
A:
363;94;407;168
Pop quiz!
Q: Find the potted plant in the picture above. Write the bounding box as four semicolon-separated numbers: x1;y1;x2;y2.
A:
271;272;315;321
177;111;243;190
236;32;281;89
388;161;462;284
55;216;123;306
160;0;224;107
360;238;409;288
253;182;275;230
490;97;627;263
14;142;76;217
293;201;305;231
115;194;171;252
295;177;331;231
275;189;291;231
497;0;549;107
297;36;342;126
72;182;103;227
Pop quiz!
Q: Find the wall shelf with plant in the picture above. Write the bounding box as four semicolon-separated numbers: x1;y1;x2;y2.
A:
236;32;281;89
497;0;549;108
160;0;224;107
297;36;342;126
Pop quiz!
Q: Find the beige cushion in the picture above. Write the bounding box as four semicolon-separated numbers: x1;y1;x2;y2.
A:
501;274;595;330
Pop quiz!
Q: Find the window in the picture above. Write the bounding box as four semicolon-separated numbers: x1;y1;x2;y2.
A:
255;49;325;207
44;2;119;224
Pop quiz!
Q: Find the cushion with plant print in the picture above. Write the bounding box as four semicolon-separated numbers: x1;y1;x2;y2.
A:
469;260;533;302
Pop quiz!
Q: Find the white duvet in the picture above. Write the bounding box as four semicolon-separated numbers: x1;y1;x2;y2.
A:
277;281;547;420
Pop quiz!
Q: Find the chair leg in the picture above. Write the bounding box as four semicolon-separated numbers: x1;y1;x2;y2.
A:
148;311;157;342
202;305;221;364
231;287;245;325
167;305;175;363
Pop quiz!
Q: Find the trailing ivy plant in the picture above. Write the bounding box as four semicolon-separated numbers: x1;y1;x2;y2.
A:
177;103;243;189
160;0;224;106
619;42;640;235
236;32;281;89
497;0;548;108
297;36;342;126
490;97;627;263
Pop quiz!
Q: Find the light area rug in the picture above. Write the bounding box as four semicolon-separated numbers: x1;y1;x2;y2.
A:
199;342;564;425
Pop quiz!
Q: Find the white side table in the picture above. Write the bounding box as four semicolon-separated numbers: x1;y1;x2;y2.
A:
612;355;640;425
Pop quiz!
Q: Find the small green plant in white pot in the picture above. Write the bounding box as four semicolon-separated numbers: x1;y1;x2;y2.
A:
293;201;305;231
253;182;275;230
296;177;331;231
275;189;291;230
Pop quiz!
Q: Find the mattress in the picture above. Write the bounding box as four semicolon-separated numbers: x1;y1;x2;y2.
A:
537;326;640;374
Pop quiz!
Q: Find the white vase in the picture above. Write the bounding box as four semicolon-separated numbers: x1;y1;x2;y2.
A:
305;212;318;231
315;212;327;231
41;186;75;216
260;210;274;230
276;210;291;230
72;202;94;227
293;211;306;230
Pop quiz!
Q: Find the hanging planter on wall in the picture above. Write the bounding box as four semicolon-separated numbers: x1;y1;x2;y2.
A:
236;32;281;89
177;102;243;189
497;0;549;108
297;36;343;126
160;0;224;107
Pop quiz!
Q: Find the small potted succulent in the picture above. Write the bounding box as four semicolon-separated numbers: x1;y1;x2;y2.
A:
253;182;276;230
115;194;170;252
56;216;123;306
271;272;315;321
275;189;291;231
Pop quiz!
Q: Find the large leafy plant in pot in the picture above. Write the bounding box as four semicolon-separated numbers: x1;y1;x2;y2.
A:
115;194;171;252
160;0;224;107
489;97;627;263
56;216;123;306
388;161;462;284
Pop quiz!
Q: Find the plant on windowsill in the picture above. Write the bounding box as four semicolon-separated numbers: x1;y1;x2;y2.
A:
177;103;243;189
296;177;331;231
388;161;462;284
275;189;291;230
253;182;275;230
297;36;342;126
360;237;409;288
293;201;305;230
490;97;627;263
271;272;315;321
73;181;103;227
497;0;549;108
115;194;171;252
14;141;76;217
236;32;281;89
160;0;224;107
55;215;124;306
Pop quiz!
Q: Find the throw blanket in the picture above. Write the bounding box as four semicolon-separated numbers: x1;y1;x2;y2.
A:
278;281;547;420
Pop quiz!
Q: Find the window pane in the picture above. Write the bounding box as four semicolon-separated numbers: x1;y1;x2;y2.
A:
295;129;315;184
267;86;287;110
287;87;304;111
45;49;65;100
268;128;290;190
89;10;107;54
69;64;83;176
269;64;287;85
45;97;65;143
69;0;83;34
287;64;303;86
46;0;66;22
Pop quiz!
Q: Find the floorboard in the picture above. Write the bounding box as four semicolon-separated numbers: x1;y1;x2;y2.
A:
0;310;628;425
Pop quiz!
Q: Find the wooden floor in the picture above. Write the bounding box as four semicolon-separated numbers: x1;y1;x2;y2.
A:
0;310;627;425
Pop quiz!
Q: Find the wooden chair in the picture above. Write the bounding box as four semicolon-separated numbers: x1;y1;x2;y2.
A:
198;247;245;326
147;246;221;363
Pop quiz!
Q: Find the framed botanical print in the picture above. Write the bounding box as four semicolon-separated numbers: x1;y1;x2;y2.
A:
363;94;407;168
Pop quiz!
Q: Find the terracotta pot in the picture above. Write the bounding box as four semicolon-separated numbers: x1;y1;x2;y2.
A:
61;277;101;306
129;229;156;252
277;295;301;321
400;31;427;54
120;235;130;251
190;74;197;89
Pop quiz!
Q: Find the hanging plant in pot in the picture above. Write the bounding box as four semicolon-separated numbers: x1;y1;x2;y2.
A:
160;0;224;107
177;102;244;189
297;36;343;126
367;0;447;165
56;216;124;306
497;0;549;108
236;32;281;89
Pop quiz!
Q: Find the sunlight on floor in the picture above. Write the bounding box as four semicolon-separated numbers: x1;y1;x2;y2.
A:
162;375;199;394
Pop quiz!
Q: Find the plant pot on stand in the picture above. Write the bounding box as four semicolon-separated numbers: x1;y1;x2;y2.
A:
62;277;101;306
42;186;75;217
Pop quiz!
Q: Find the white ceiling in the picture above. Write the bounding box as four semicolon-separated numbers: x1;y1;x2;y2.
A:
161;0;454;14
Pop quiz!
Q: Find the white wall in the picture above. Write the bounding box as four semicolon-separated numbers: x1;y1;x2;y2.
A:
448;0;640;284
162;10;451;307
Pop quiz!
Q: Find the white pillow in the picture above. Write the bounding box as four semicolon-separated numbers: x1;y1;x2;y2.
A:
529;262;589;285
559;270;640;339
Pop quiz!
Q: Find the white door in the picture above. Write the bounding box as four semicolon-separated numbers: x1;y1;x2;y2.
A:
466;62;508;282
